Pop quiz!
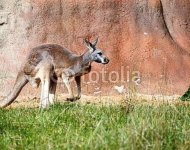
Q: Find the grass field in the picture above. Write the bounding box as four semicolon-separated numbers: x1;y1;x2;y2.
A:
0;101;190;150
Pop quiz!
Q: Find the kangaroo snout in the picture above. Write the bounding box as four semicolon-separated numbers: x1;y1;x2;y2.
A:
103;57;109;64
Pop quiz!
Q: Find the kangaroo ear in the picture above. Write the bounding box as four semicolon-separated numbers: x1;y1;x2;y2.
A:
84;39;94;52
92;38;98;46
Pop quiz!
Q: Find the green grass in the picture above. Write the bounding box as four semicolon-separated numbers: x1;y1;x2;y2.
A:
0;102;190;150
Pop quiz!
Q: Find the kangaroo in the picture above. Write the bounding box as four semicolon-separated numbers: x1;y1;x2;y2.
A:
0;38;109;108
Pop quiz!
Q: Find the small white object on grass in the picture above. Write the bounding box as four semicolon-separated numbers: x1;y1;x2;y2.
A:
114;85;125;94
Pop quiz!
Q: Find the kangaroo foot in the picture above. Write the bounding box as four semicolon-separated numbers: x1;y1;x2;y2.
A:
75;96;81;100
66;98;74;102
66;97;80;102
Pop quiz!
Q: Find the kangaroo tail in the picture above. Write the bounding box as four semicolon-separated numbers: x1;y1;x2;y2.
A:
0;72;28;108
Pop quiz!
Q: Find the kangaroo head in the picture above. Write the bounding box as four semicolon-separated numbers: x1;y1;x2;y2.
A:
84;38;109;64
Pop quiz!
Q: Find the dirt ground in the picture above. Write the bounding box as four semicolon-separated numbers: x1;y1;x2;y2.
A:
0;93;189;109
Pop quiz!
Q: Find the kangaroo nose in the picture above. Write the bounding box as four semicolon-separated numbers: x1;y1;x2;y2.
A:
104;58;109;64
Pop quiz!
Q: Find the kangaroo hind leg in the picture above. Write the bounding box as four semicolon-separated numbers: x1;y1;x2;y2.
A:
38;68;52;108
49;76;57;104
40;78;50;108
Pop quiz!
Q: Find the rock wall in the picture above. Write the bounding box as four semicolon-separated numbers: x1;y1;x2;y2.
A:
0;0;189;96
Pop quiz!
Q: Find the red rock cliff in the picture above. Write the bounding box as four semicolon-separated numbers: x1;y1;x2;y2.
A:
0;0;189;96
